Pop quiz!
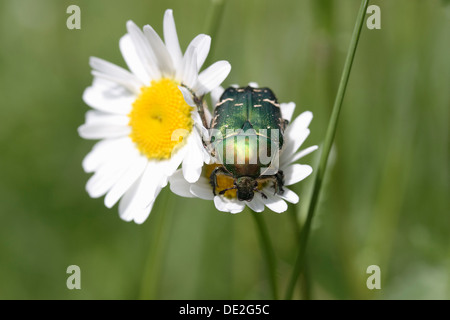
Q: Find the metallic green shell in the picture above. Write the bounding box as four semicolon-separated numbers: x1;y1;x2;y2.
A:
210;86;285;178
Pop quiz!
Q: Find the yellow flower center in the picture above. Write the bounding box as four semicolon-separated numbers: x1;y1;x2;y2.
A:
128;79;193;160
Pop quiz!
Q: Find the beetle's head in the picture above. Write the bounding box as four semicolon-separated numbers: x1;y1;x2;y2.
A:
235;177;258;201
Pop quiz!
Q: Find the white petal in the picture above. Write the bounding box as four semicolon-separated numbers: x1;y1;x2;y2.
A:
169;169;195;198
286;111;312;133
120;34;152;84
191;111;204;127
118;162;168;221
201;143;213;164
133;199;157;224
89;57;138;82
177;45;198;88
246;196;265;212
78;123;131;140
178;86;196;107
85;146;136;198
211;86;225;107
189;176;215;200
84;110;129;126
283;164;313;186
190;182;215;200
248;82;259;88
182;135;204;183
262;194;288;213
287;127;310;155
119;185;161;224
194;61;231;96
284;111;313;157
185;34;211;70
118;173;142;222
126;20;161;80
294;111;313;128
278;187;299;204
284;145;319;167
82;79;135;115
280;102;296;123
197;176;214;189
214;196;245;213
104;155;148;208
82;137;130;173
190;124;208;154
89;57;142;93
192;106;212;131
143;161;169;200
143;25;175;77
163;9;183;71
165;143;188;174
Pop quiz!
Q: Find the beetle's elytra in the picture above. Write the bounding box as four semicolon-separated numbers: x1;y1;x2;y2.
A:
204;86;288;201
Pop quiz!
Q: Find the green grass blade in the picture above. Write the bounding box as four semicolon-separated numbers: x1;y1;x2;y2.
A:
285;0;370;300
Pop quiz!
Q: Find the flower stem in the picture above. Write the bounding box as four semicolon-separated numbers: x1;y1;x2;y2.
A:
251;212;278;300
139;189;174;299
285;0;369;300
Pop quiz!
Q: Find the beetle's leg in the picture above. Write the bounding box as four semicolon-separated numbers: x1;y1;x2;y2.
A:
283;119;289;131
271;176;279;195
266;170;284;194
209;166;232;196
275;170;284;194
278;118;289;132
195;97;210;129
259;170;284;195
258;175;276;195
180;83;210;129
219;186;237;195
254;188;267;199
210;168;218;196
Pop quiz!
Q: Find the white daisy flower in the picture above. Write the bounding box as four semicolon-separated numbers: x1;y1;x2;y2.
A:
169;84;318;214
78;9;231;223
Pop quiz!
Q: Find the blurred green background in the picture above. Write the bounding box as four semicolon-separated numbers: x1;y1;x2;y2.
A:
0;0;448;300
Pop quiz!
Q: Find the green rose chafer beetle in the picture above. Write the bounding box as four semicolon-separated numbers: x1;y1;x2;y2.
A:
202;86;289;201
